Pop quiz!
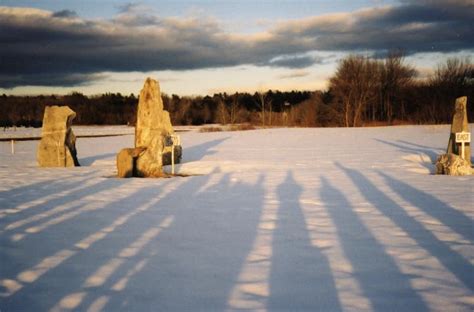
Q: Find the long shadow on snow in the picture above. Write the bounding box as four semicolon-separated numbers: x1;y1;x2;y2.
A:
183;136;229;162
398;139;474;164
0;174;125;277
0;176;127;236
397;140;444;153
337;163;474;291
319;175;428;311
379;171;474;243
395;139;474;166
42;171;226;311
76;173;217;311
0;173;116;293
89;170;266;311
0;179;175;311
80;152;117;166
268;171;342;311
0;170;96;214
374;139;439;171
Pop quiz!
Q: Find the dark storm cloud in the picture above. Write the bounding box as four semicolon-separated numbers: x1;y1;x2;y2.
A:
0;73;105;89
0;0;472;88
52;9;78;19
275;0;473;54
267;55;322;69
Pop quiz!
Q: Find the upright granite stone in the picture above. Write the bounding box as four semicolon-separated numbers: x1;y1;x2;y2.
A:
116;77;182;177
135;78;169;177
37;106;80;167
447;96;471;164
436;96;472;175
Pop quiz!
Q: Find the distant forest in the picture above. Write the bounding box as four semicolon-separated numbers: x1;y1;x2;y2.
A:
1;54;473;128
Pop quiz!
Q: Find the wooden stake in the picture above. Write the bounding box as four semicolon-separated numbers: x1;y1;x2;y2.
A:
171;144;175;175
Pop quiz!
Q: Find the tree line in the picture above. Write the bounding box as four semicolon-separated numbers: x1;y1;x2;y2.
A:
329;53;473;127
1;55;472;128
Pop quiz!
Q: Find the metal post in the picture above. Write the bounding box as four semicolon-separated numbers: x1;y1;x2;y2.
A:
11;140;15;154
171;144;175;175
461;141;465;160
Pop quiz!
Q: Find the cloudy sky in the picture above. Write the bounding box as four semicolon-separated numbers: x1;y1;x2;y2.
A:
0;0;472;96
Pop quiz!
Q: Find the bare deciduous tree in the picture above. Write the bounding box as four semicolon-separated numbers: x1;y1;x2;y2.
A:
230;94;239;124
255;91;269;127
429;57;473;122
216;99;229;124
431;57;473;88
378;51;416;123
330;55;379;127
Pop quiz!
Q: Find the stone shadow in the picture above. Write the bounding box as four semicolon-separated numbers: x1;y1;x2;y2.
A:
320;175;428;311
397;139;474;167
374;138;440;169
183;137;229;162
268;171;342;311
397;140;444;154
79;153;117;166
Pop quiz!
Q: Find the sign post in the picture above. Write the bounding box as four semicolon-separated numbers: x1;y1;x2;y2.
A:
11;139;15;154
165;134;180;175
455;132;471;160
171;141;175;175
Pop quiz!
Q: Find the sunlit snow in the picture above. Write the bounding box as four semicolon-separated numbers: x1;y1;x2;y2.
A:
0;125;473;311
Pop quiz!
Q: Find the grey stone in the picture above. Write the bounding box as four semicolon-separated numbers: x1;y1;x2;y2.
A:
37;106;79;167
116;147;146;178
117;77;182;178
163;145;183;166
447;96;471;164
435;153;472;176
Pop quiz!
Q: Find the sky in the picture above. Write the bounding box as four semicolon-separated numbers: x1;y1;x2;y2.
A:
0;0;472;96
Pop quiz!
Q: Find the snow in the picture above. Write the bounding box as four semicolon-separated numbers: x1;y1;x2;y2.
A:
0;125;473;311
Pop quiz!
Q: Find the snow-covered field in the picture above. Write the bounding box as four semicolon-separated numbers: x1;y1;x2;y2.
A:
0;125;473;311
0;125;196;140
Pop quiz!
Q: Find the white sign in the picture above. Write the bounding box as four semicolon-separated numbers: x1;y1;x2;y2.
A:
456;132;471;143
455;131;470;160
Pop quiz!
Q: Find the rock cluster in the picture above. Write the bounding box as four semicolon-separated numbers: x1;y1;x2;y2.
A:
116;147;146;178
37;106;80;167
117;78;182;178
436;96;472;176
435;153;472;176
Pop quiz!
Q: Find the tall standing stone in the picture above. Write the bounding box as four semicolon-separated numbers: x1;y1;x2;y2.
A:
133;78;180;177
116;77;182;178
447;96;471;165
37;106;80;167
